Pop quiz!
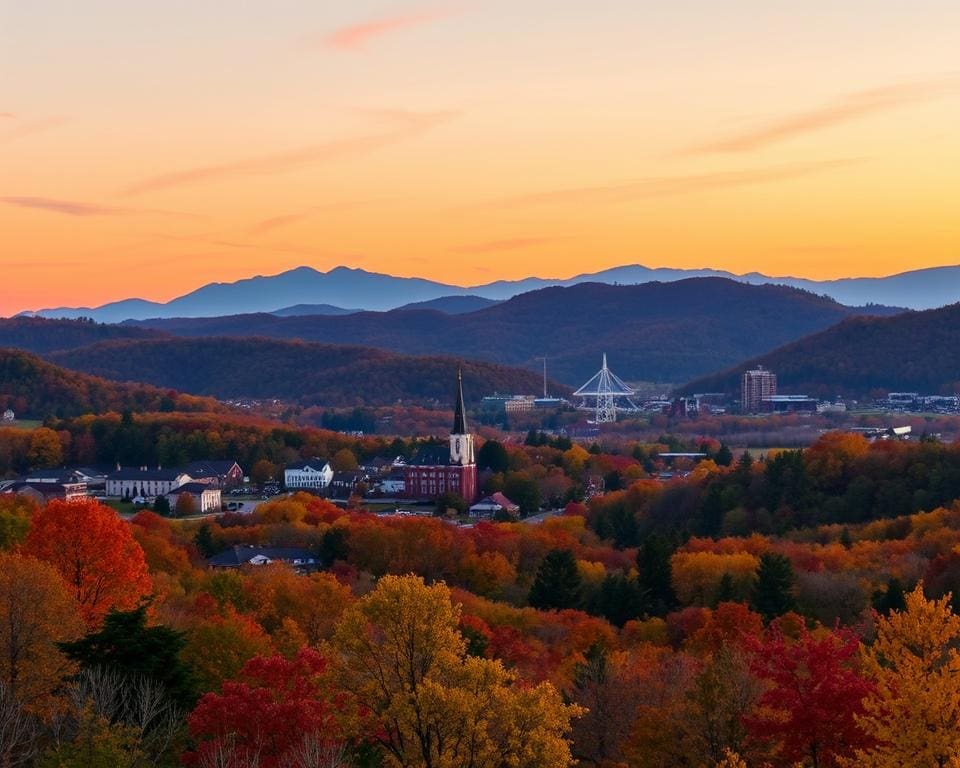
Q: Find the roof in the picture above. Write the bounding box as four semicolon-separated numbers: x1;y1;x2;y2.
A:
207;545;317;568
183;460;242;476
409;445;451;466
3;481;82;497
453;368;469;434
109;468;187;481
166;482;218;495
285;458;330;472
471;492;519;511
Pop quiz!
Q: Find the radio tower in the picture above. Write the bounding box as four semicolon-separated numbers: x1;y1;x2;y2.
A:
573;353;636;423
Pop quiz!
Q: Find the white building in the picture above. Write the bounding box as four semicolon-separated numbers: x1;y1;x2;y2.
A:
2;409;14;421
164;482;222;514
284;459;333;490
106;468;193;499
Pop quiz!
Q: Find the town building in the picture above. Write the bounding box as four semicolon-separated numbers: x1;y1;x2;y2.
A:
106;468;193;499
741;366;777;414
207;545;319;571
328;470;373;499
469;492;520;519
761;395;818;413
284;458;333;490
182;460;244;489
2;409;14;421
164;482;222;514
404;370;478;503
2;481;87;505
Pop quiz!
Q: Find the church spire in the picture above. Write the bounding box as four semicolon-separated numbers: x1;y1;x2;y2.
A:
453;368;468;435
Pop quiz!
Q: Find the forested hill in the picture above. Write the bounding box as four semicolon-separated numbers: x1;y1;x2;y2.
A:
0;348;223;418
682;302;960;398
0;316;163;353
123;278;900;385
48;337;568;407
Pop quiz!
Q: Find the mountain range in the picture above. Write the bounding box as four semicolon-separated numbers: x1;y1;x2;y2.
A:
15;262;960;322
117;278;901;385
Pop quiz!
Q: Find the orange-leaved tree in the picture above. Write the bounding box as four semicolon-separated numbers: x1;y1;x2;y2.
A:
22;498;151;627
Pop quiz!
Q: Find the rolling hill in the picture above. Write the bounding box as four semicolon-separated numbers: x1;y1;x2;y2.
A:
47;337;567;407
0;348;223;419
681;303;960;398
121;279;903;385
17;262;956;321
0;316;163;354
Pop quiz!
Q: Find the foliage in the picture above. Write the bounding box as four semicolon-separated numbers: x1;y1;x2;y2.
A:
528;549;582;610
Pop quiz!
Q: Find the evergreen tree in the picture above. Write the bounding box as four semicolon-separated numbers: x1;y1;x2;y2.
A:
528;549;582;610
872;577;907;615
151;494;170;516
476;440;510;473
750;552;796;621
590;574;644;627
59;605;197;708
193;522;217;558
317;526;350;567
713;572;737;606
636;534;677;616
715;443;734;467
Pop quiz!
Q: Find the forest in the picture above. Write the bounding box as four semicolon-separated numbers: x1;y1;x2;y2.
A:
6;426;960;765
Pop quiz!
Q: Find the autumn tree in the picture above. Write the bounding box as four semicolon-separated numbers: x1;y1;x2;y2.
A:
332;574;581;768
751;552;796;621
636;534;678;616
529;549;582;610
0;494;35;551
250;458;276;486
174;492;197;518
23;499;152;627
852;584;960;767
27;427;63;469
0;552;84;712
331;448;358;472
744;625;874;768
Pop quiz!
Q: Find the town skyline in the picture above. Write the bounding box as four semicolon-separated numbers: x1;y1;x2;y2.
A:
3;1;960;314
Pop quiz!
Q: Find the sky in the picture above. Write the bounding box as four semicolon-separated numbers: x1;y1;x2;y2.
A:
2;1;959;315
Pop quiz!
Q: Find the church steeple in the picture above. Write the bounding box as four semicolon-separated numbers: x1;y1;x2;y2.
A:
453;368;468;435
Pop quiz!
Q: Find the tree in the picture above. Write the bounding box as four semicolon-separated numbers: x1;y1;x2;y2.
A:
477;440;509;473
434;491;466;517
331;448;358;472
250;459;276;486
174;492;197;517
151;494;170;516
529;549;582;610
852;584;960;767
715;444;734;467
503;474;542;516
59;605;197;709
184;649;352;768
0;495;35;551
636;535;677;616
332;574;580;768
871;577;907;615
27;427;63;469
0;552;84;712
193;523;218;559
22;499;152;627
750;552;796;621
744;625;874;768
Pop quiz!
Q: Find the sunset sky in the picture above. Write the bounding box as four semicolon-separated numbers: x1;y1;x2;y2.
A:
2;1;959;315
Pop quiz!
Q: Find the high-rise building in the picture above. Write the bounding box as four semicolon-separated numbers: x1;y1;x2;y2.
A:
741;366;777;414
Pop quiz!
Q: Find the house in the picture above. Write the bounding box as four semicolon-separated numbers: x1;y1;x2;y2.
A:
23;467;107;491
328;470;372;499
376;470;406;496
207;545;319;571
2;481;87;505
182;460;244;489
2;409;14;422
469;492;520;519
164;482;222;514
106;468;193;499
404;370;477;503
284;459;333;490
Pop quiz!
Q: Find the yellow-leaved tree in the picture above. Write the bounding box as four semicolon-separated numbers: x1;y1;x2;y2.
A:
851;583;960;767
331;574;581;768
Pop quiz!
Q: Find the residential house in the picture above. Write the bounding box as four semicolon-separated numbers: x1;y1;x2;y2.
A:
182;460;244;489
2;409;14;422
207;545;319;571
164;482;222;514
2;481;87;505
469;492;520;519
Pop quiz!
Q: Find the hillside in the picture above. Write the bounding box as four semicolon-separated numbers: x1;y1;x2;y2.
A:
397;295;501;314
0;316;163;354
0;348;223;418
681;303;960;398
48;337;567;407
123;279;901;385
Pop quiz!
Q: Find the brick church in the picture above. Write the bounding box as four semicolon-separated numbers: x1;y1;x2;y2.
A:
404;369;478;502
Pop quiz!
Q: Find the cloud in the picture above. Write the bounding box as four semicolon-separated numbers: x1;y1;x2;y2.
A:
121;110;457;196
0;196;128;216
322;8;453;51
0;112;14;119
684;76;960;154
0;116;68;144
486;159;861;208
247;200;371;236
453;236;572;255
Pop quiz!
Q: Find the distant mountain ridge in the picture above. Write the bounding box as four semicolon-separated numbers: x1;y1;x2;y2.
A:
120;278;901;385
680;302;960;399
15;262;959;322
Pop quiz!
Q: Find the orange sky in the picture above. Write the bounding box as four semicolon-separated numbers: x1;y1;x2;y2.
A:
2;1;959;315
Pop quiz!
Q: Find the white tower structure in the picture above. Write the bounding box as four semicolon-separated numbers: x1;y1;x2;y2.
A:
574;354;637;423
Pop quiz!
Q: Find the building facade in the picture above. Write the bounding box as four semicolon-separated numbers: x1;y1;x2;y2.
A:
284;459;333;490
106;468;193;499
404;370;478;502
164;482;222;514
741;366;777;414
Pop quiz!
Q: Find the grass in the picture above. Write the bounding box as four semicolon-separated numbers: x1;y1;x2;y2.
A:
4;419;42;430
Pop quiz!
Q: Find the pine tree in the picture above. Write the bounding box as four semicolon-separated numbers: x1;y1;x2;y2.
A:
529;549;582;610
750;553;796;621
636;534;677;616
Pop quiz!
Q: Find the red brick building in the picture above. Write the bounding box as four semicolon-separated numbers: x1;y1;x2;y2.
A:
404;370;478;503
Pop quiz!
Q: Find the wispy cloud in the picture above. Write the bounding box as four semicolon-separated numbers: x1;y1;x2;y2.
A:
453;236;573;255
485;159;861;208
322;7;454;52
1;196;128;216
121;110;457;196
0;112;14;119
684;76;960;154
0;116;68;144
247;200;371;236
